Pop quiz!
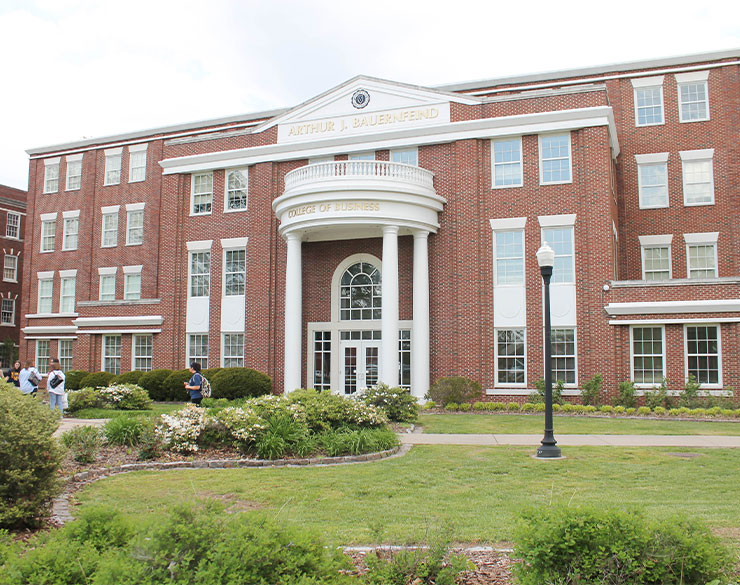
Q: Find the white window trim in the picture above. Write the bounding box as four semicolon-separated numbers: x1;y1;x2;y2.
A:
684;233;719;279
683;323;722;389
348;152;375;160
132;334;153;371
538;133;572;185
491;137;523;189
631;76;665;127
125;203;145;246
221;332;245;368
639;235;673;281
538;216;576;286
128;143;148;183
101;206;120;248
494;328;527;388
630;325;666;388
550;327;578;387
3;254;18;283
635;153;670;209
186;239;213;251
37;274;54;315
102;334;122;374
679;149;715;207
43;157;60;194
224;168;249;213
65;153;83;191
390;147;419;166
222;246;247;297
58;274;76;314
1;297;16;326
124;272;142;301
61;211;80;251
5;212;21;239
98;270;117;301
492;228;525;287
640;245;672;281
676;71;710;123
308;156;333;164
188;250;211;299
39;213;57;253
190;172;213;216
104;147;123;186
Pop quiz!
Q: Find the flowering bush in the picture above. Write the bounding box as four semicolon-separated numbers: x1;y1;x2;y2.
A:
97;384;153;410
213;406;266;450
155;404;208;452
360;383;418;422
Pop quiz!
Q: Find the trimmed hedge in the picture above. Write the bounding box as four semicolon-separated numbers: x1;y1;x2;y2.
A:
64;370;90;390
111;370;146;385
211;367;272;400
138;369;173;401
427;376;481;405
79;371;116;389
162;369;193;401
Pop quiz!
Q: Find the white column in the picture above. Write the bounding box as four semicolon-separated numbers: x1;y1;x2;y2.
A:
412;230;430;400
283;233;302;393
381;225;399;387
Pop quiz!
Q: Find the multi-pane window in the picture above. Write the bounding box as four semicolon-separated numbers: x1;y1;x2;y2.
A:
59;277;76;313
133;335;153;371
539;133;571;184
631;326;664;385
391;148;418;166
62;217;79;250
3;255;17;282
226;169;248;211
313;331;331;391
495;230;524;285
102;212;118;247
190;252;211;297
65;156;82;191
634;87;664;126
399;330;411;390
188;334;209;369
222;333;244;367
678;81;709;122
637;161;669;208
492;138;523;187
686;325;720;386
103;335;121;375
1;298;15;325
104;150;122;185
5;212;20;239
129;147;147;182
496;329;525;385
680;150;714;206
37;278;53;313
40;219;56;252
224;249;246;295
551;328;576;384
124;273;142;300
44;160;59;193
192;173;213;214
59;339;74;372
340;262;381;320
687;244;717;278
126;209;144;245
642;247;671;280
543;227;575;284
36;340;50;375
99;274;116;301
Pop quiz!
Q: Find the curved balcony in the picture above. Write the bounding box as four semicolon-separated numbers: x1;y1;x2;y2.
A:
274;161;445;242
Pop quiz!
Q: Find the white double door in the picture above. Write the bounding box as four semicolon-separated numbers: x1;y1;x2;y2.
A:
340;339;381;395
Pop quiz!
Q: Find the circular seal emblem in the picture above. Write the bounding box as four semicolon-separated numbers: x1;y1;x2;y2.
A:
351;89;370;109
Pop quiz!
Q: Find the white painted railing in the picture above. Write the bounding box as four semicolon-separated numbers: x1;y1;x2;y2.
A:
284;161;434;191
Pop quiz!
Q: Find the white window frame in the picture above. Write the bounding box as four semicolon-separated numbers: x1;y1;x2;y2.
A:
102;335;122;375
224;169;249;212
123;265;143;300
125;203;145;246
62;210;80;251
635;153;670;209
491;137;523;188
551;327;577;386
187;334;209;369
189;250;211;297
630;325;666;388
37;272;54;314
390;147;418;166
59;270;77;314
676;71;710;123
36;340;50;375
101;206;119;248
221;332;244;368
104;147;122;186
639;235;673;281
348;152;375;160
684;324;722;389
59;339;74;372
1;298;15;325
493;229;525;286
191;173;213;215
494;328;526;387
631;76;665;127
98;267;117;301
128;144;147;183
43;158;60;194
40;213;57;253
541;223;576;285
684;232;719;279
538;133;572;185
132;334;153;371
680;149;714;206
65;154;83;191
3;254;17;283
5;212;20;239
222;240;247;297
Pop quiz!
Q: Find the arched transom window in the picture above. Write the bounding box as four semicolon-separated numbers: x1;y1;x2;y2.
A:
340;262;381;320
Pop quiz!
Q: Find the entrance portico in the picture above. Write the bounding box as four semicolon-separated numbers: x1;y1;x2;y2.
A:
274;160;445;399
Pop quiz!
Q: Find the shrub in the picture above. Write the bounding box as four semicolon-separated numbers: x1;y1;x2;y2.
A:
613;380;637;408
572;404;586;414
212;405;265;452
202;367;223;381
64;369;90;390
599;405;614;414
111;370;146;385
103;417;144;447
561;403;574;413
521;403;535;412
361;383;419;422
613;405;626;414
136;420;163;461
680;373;703;408
507;402;520;411
318;427;398;457
690;408;707;418
721;408;734;418
581;374;603;406
514;506;732;585
211;367;272;400
534;403;546;412
421;400;436;410
472;401;486;410
98;384;153;410
61;425;105;463
636;406;651;416
162;369;193;402
653;406;667;416
138;368;174;401
533;379;564;405
155;404;208;452
668;407;681;416
67;387;104;412
286;389;387;432
458;402;472;411
444;402;458;411
625;407;636;415
552;403;561;411
427;376;481;405
583;405;597;413
0;385;64;528
255;414;308;459
644;378;674;409
79;371;116;389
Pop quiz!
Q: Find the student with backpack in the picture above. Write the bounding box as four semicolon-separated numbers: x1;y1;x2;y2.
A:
19;360;42;396
184;361;210;406
47;359;66;413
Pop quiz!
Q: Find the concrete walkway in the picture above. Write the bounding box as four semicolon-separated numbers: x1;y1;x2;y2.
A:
54;418;108;437
399;433;740;448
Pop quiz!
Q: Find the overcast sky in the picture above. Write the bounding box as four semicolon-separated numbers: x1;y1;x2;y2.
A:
0;0;738;190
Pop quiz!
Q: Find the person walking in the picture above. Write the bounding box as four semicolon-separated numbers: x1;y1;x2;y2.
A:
5;360;21;388
19;360;42;396
184;361;204;406
47;359;66;414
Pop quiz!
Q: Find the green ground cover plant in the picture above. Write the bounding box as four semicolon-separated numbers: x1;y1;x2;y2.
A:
67;383;153;413
71;402;183;420
61;425;105;463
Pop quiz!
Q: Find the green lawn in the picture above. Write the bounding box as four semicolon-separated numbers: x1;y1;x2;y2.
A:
419;413;740;435
75;445;740;547
70;402;185;419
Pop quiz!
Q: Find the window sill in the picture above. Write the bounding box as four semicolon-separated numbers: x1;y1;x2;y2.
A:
491;183;523;190
125;242;143;247
39;250;54;254
1;322;16;327
3;279;18;283
679;117;710;124
683;201;715;207
190;212;213;217
539;180;573;186
65;188;81;192
224;207;249;214
638;204;670;210
61;248;78;252
101;244;118;249
128;178;146;184
103;182;121;187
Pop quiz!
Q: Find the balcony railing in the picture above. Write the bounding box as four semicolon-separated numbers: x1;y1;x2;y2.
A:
284;161;434;191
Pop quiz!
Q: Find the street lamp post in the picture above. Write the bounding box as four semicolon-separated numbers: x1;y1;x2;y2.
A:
536;243;562;459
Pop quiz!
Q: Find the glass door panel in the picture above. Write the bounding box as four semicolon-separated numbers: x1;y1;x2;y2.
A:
343;346;357;394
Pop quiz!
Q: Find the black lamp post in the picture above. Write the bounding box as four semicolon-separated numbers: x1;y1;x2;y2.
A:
536;243;562;459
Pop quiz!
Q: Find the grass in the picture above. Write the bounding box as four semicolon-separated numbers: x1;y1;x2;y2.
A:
74;445;740;547
69;402;185;419
419;413;740;435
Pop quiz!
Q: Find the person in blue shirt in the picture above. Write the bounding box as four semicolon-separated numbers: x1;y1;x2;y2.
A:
184;361;203;406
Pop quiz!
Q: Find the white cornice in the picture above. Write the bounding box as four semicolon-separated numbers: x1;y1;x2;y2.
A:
609;317;740;325
605;299;740;316
73;316;164;327
22;326;78;334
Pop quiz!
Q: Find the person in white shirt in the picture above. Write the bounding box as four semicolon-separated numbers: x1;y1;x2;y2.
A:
47;359;66;414
19;360;42;396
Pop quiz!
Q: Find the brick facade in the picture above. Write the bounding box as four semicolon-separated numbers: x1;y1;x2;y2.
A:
0;183;26;366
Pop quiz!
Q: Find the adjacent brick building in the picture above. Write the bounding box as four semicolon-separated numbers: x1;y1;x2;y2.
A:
21;48;740;401
0;184;26;367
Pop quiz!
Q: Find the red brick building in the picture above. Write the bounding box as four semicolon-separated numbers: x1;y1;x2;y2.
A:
21;49;740;401
0;184;26;367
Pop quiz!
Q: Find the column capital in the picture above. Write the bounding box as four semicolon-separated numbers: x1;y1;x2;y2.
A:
382;225;400;236
412;229;430;240
285;232;303;242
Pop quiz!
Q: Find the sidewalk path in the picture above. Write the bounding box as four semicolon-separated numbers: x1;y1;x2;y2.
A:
399;433;740;448
54;418;108;437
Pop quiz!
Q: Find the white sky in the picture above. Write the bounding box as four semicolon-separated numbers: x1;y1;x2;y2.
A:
0;0;738;190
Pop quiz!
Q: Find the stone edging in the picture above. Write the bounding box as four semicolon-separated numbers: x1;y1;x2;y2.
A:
52;445;409;525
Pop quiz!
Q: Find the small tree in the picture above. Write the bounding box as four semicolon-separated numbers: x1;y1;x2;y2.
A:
427;376;481;405
581;374;603;406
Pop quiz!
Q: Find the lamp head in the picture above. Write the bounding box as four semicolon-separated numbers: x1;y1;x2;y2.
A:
536;243;555;268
